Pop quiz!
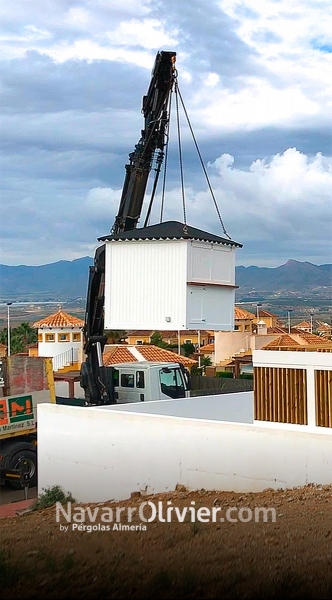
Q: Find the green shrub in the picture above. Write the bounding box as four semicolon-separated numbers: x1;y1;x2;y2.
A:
32;485;75;510
216;371;233;378
239;373;253;380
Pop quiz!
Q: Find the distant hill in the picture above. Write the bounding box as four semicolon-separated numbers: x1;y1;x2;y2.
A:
0;257;93;300
236;260;332;293
0;257;331;301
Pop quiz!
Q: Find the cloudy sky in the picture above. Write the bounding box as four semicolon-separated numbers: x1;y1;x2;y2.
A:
1;0;331;267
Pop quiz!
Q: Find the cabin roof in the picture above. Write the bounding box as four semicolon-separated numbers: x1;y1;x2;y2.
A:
98;221;242;248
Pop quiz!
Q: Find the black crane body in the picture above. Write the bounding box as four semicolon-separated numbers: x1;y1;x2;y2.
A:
80;51;176;405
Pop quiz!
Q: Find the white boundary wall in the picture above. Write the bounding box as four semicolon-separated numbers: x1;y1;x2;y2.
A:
37;397;332;503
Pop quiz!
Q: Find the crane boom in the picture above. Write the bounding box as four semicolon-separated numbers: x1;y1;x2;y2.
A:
80;51;176;405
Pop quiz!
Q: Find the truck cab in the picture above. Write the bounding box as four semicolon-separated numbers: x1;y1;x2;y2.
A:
110;361;190;404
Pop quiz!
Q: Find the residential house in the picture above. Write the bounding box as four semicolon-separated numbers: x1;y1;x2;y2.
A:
126;330;214;348
316;323;332;339
199;343;215;364
234;307;255;333
253;309;280;329
32;309;84;372
295;321;312;333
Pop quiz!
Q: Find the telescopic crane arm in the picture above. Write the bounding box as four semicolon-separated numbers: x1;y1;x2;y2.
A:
113;51;176;233
80;51;176;405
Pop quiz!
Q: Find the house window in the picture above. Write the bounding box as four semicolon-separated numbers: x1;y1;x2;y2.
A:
136;340;143;345
121;373;135;388
245;325;250;331
234;325;239;331
58;333;69;342
185;339;192;344
38;334;43;342
45;334;54;342
72;333;81;342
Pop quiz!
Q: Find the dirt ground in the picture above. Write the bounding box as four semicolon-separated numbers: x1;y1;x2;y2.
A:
1;484;332;599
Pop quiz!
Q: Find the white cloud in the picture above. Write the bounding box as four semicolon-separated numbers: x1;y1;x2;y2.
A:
0;0;331;267
149;148;332;265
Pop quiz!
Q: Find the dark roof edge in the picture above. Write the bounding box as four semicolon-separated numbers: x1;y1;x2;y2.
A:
98;234;242;248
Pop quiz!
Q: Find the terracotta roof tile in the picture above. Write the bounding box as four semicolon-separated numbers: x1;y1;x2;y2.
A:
295;332;331;345
296;321;311;329
33;310;84;329
103;347;137;366
267;326;287;334
263;335;301;349
200;343;214;352
103;345;196;368
258;310;278;318
234;307;255;320
137;346;196;367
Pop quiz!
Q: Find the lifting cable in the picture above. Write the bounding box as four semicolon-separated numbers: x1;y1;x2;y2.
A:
175;83;231;240
174;81;187;231
159;90;172;224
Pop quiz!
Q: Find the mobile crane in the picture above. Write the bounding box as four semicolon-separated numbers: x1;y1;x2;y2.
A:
80;51;190;406
0;53;190;490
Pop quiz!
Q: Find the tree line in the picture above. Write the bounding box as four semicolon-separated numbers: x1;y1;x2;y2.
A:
0;322;37;354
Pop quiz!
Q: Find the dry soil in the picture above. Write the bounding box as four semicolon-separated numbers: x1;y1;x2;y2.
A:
1;484;332;599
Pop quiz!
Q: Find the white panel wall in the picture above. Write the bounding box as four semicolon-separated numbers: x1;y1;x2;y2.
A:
38;400;332;503
188;243;235;284
104;240;188;330
187;286;235;330
104;238;237;331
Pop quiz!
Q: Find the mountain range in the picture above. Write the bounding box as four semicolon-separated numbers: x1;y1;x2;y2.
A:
0;257;331;301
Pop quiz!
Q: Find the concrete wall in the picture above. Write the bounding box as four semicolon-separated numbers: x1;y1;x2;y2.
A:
214;332;279;363
38;395;332;503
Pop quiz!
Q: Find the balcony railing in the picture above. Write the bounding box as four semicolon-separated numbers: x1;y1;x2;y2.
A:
52;347;79;372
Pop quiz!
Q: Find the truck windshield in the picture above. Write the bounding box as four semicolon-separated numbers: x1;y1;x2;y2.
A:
159;368;186;399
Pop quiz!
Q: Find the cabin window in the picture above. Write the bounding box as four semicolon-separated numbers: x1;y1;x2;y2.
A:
234;325;239;331
121;373;135;388
185;339;192;344
136;371;145;388
136;340;143;345
159;367;185;399
72;332;81;342
45;334;54;342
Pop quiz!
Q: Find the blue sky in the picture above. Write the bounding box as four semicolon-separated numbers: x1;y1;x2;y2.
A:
0;0;331;267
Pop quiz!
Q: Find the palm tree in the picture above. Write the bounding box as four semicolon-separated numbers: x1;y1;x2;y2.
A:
105;330;128;344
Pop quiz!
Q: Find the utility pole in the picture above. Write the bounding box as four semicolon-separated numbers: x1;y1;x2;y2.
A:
287;309;293;335
7;302;12;356
256;302;262;321
310;312;314;334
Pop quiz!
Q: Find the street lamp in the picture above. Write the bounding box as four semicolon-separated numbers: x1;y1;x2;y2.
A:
6;302;12;356
256;302;262;321
310;312;314;334
287;309;293;335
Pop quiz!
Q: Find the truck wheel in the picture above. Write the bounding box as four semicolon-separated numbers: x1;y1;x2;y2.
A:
8;444;37;490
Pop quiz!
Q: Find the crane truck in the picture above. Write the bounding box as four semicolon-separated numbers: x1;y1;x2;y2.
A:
79;50;192;406
0;51;192;488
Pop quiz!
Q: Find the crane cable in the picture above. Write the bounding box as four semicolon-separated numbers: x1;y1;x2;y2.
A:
174;80;188;232
175;83;231;240
159;91;172;224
